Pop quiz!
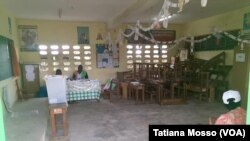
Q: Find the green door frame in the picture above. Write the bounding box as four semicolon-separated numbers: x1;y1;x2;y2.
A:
247;74;250;124
0;91;6;141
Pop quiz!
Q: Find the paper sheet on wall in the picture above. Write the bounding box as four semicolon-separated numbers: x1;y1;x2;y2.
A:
96;44;119;68
25;65;35;81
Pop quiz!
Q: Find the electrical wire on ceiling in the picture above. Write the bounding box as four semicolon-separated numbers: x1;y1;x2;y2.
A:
58;8;62;19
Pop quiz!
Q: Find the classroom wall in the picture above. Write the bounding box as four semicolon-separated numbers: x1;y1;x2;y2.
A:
17;19;126;85
182;6;250;109
0;0;20;115
16;19;184;85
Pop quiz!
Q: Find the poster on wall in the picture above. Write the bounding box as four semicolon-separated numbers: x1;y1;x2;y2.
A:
96;44;119;68
18;25;39;52
243;12;250;34
77;26;90;44
235;53;245;62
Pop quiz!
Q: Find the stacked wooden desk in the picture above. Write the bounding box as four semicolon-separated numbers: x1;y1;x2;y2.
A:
128;82;145;103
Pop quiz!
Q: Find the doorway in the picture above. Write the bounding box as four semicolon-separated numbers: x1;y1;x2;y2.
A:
20;64;40;98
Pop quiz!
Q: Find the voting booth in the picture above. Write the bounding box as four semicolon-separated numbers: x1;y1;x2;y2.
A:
45;75;69;139
45;75;67;104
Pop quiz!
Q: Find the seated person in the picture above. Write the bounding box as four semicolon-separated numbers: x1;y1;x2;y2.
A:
209;90;246;125
72;65;88;80
55;69;62;75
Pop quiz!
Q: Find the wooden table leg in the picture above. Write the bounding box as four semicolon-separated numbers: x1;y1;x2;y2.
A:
121;82;128;99
142;87;145;103
136;88;139;102
62;109;68;136
157;85;162;104
50;110;56;139
49;103;68;138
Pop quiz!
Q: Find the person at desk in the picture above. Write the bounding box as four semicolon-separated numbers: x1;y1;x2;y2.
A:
209;90;246;125
73;65;88;80
55;69;62;75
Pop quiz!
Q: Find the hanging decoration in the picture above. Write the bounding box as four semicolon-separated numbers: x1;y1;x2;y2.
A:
115;0;250;52
212;28;223;45
134;23;140;41
177;0;187;13
120;26;250;52
240;42;244;51
201;0;208;7
131;0;210;33
162;0;171;28
190;36;194;53
115;29;124;46
105;32;113;46
134;0;191;32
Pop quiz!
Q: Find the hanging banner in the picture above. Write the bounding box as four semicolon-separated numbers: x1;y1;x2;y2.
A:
150;30;176;42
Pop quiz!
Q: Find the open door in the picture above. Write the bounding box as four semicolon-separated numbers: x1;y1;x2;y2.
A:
20;64;40;98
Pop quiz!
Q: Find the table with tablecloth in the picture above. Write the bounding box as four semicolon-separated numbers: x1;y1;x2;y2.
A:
66;80;101;102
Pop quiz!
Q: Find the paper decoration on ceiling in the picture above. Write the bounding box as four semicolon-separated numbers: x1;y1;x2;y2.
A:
120;27;250;52
201;0;208;7
135;0;208;32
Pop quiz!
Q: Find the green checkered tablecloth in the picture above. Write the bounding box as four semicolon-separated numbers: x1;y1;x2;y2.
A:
67;90;100;101
67;80;101;101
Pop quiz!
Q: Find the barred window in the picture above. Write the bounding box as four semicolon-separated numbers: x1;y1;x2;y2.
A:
126;44;168;69
39;44;93;74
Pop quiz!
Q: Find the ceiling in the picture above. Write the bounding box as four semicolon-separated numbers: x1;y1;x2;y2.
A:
3;0;250;28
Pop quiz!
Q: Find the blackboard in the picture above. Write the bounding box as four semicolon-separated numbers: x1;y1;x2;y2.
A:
194;29;240;51
0;35;13;81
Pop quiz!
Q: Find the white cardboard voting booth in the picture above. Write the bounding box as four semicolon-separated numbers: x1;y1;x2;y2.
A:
45;75;67;104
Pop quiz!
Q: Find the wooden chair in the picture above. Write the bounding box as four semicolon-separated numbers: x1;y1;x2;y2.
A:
184;71;210;101
101;79;120;101
144;81;158;103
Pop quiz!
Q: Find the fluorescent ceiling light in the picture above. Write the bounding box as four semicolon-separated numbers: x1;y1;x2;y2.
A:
159;15;172;22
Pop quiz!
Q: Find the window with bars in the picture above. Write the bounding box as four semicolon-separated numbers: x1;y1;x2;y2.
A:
39;44;92;72
126;44;168;69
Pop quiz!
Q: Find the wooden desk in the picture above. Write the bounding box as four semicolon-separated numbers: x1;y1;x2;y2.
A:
152;80;164;104
171;79;184;99
128;82;145;103
209;86;215;102
121;82;128;99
